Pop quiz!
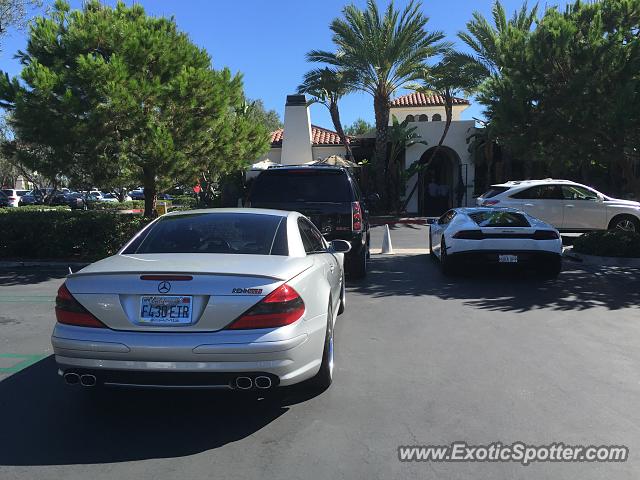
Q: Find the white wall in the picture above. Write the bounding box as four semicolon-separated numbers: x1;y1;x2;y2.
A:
402;120;477;213
281;96;314;165
390;104;469;123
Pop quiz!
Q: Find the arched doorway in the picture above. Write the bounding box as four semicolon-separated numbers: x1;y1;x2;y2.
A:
417;146;463;216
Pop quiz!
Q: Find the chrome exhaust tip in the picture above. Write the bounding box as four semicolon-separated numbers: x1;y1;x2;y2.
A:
64;373;80;385
235;376;253;390
254;376;272;389
80;374;97;387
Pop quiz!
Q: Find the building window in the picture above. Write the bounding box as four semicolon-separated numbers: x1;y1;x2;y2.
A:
405;115;415;122
431;113;442;121
418;114;428;122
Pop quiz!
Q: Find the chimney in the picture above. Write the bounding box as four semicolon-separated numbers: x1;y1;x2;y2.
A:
281;94;313;165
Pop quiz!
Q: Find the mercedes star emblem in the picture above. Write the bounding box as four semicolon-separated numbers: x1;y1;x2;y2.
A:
157;281;171;294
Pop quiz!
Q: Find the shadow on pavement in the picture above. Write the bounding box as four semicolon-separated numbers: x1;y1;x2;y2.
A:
0;356;318;466
0;268;68;286
350;254;640;312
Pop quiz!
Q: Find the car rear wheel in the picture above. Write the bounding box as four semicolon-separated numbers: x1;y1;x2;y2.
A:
337;276;346;315
307;300;334;392
440;238;453;276
429;229;436;260
609;215;640;233
349;245;367;279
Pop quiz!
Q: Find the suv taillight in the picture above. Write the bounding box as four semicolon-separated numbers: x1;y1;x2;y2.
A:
352;201;362;232
225;283;305;330
55;283;106;328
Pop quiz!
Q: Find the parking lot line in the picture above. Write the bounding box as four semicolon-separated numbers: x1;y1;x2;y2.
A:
0;354;48;374
0;296;53;303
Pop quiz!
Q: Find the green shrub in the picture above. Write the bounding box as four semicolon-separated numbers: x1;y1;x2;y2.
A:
0;205;70;213
573;230;640;258
0;210;150;260
88;200;145;211
171;195;198;208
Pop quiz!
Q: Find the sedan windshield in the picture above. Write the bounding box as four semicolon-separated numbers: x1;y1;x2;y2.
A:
124;213;288;255
469;211;531;227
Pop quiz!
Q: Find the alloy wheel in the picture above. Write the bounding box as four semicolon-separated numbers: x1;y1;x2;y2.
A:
615;218;636;232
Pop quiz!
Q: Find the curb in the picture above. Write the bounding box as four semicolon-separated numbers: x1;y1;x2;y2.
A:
563;250;640;268
0;261;90;269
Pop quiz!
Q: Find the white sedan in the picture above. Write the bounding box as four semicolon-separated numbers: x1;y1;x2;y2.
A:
428;207;562;277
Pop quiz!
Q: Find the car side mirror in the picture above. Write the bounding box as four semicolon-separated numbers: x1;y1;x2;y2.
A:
330;239;352;253
426;218;437;225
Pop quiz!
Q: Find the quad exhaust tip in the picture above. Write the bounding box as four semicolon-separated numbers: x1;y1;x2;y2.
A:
64;373;97;387
255;376;272;389
235;376;253;390
64;372;80;385
80;374;97;387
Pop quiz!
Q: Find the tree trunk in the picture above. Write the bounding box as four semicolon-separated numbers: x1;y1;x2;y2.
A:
401;98;453;212
329;102;353;161
373;94;390;207
142;167;157;218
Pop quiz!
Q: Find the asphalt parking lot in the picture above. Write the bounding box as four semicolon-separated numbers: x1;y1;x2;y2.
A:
1;224;639;479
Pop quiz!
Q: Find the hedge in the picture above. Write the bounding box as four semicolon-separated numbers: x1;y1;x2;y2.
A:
0;210;150;260
573;230;640;258
89;200;145;210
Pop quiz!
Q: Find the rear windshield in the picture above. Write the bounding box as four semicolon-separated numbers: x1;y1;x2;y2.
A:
468;211;531;227
123;213;288;255
481;186;509;199
250;170;352;203
1;189;13;196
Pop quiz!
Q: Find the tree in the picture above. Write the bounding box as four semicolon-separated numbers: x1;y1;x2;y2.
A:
402;53;484;209
243;99;282;132
0;0;269;216
308;0;446;209
466;0;640;196
345;118;374;136
297;67;354;159
0;0;42;49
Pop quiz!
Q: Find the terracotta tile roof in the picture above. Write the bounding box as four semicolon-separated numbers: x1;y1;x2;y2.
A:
270;125;357;147
390;92;470;107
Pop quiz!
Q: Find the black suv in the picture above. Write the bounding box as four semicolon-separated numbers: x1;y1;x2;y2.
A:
249;166;372;278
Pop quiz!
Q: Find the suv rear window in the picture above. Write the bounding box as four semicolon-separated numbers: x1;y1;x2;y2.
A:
250;169;353;203
469;211;531;227
481;186;509;199
123;213;288;255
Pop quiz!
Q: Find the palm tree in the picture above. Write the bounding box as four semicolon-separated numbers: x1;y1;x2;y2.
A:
402;53;485;210
297;67;354;159
307;0;446;208
456;1;539;78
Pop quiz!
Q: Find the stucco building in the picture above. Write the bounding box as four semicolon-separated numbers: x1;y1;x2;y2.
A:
256;93;477;215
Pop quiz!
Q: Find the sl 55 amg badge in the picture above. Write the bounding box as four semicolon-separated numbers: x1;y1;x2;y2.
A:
232;288;263;294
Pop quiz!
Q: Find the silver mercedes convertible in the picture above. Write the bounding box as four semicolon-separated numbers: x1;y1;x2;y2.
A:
51;208;351;392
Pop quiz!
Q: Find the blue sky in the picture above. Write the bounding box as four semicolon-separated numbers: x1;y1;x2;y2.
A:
0;0;572;131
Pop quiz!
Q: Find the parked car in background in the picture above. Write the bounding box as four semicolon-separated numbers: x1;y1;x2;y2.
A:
70;192;101;210
1;189;29;207
248;166;372;278
51;209;350;392
18;190;43;206
100;193;120;203
477;179;640;233
0;190;9;207
429;207;562;277
129;189;144;200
